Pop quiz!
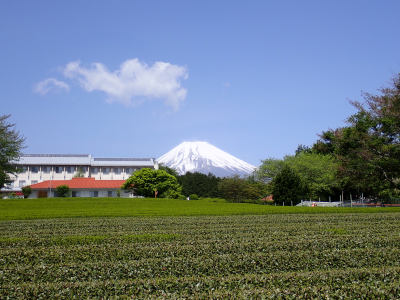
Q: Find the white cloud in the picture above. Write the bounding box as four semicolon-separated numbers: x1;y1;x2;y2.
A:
34;78;70;95
224;82;230;87
63;59;188;110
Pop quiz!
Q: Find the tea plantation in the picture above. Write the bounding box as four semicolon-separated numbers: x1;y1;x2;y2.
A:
1;207;400;298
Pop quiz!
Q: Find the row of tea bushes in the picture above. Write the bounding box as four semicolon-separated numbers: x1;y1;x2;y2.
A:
1;213;400;298
2;267;399;298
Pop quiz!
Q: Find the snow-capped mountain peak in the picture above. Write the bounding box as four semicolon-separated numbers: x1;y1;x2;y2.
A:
157;141;256;177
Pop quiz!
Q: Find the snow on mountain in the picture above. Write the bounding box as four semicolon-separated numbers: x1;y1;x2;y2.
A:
157;141;256;177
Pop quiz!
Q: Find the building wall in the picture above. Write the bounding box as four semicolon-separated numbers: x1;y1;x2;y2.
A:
30;188;131;198
11;166;148;188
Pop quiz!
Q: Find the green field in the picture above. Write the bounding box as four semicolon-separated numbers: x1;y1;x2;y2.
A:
1;198;400;298
1;197;399;220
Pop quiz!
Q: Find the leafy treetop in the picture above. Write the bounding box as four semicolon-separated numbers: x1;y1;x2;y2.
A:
0;115;25;188
121;168;182;198
314;73;400;195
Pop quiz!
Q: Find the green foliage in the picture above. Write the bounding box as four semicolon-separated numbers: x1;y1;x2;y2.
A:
290;152;340;198
56;185;71;197
189;194;198;200
272;165;308;205
164;189;181;199
256;157;287;181
121;168;182;198
177;195;187;200
314;73;400;196
21;186;32;198
116;189;121;197
1;213;400;297
218;174;247;202
218;174;264;203
0;115;26;188
178;172;222;198
258;153;340;199
158;164;180;178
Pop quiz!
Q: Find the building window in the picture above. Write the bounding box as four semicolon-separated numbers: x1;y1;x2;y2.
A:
78;166;87;173
91;167;98;174
31;166;39;173
90;191;98;197
20;166;27;172
72;191;80;197
42;166;50;173
102;168;110;175
67;167;75;174
55;167;63;173
19;181;26;187
126;167;133;174
108;191;112;197
31;180;38;185
114;168;121;174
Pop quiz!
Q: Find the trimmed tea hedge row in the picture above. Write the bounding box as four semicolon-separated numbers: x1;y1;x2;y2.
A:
1;268;400;299
1;213;400;298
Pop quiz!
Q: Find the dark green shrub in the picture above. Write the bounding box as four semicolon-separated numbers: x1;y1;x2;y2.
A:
56;185;71;197
189;194;198;200
177;195;186;200
272;165;308;206
21;186;32;198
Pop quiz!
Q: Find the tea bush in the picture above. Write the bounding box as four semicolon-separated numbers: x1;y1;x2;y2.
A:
1;213;400;298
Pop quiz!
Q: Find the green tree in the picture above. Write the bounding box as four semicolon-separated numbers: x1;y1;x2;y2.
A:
256;157;287;182
289;153;340;199
0;115;26;188
314;73;400;195
218;174;266;203
121;168;182;198
218;174;246;202
21;186;32;198
271;165;308;206
158;164;180;178
179;172;222;198
257;153;340;199
242;181;264;203
56;185;71;197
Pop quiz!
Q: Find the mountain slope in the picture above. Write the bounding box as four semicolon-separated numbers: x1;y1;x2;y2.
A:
158;142;256;177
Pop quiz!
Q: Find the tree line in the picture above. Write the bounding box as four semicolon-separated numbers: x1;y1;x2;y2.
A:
256;73;400;204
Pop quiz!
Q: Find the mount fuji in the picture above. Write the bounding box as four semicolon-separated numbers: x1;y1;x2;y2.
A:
157;141;256;177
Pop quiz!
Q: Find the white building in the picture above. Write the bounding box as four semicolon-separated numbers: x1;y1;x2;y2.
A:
4;154;158;191
28;177;131;198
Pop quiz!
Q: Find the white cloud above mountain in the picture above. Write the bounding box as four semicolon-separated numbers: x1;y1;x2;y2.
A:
63;59;188;110
34;59;188;110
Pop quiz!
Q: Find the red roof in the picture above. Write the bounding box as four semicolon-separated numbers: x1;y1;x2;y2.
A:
29;177;126;189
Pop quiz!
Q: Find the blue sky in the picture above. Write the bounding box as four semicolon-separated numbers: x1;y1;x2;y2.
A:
1;1;399;167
